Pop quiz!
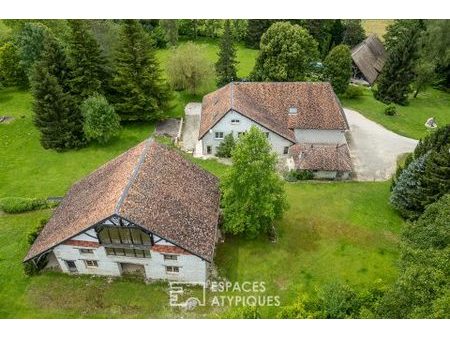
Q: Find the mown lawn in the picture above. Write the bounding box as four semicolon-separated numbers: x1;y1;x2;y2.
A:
341;87;450;140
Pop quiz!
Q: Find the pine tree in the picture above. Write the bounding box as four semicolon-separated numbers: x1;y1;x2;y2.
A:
342;20;366;47
245;20;274;48
32;35;84;150
421;149;450;208
67;20;107;101
390;153;429;219
112;20;170;121
375;20;424;105
215;20;238;87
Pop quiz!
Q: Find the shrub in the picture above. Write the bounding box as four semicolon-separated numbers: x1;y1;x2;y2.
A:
216;133;236;158
81;94;121;144
284;169;314;182
24;253;48;276
344;85;364;99
0;197;51;214
384;103;397;116
27;218;48;245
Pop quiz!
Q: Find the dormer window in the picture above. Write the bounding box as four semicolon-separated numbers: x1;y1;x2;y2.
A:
289;107;298;114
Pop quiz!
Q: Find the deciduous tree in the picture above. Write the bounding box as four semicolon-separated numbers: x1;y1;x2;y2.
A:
221;126;288;238
81;94;120;144
323;44;352;95
250;22;319;81
166;42;214;94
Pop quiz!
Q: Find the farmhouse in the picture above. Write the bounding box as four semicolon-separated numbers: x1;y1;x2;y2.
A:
198;81;352;179
351;34;386;85
24;139;220;284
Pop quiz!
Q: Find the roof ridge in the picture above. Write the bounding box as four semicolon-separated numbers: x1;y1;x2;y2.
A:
114;138;153;214
230;82;234;109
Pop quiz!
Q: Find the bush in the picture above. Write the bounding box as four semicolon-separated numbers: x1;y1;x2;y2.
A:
384;103;397;116
24;253;48;276
0;197;52;214
27;218;48;245
216;133;236;158
344;85;364;99
81;94;121;144
284;169;314;182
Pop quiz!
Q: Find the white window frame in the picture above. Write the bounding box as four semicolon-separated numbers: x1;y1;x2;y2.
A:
288;107;298;114
230;119;240;125
79;248;94;254
165;266;180;274
214;132;224;140
163;254;178;261
84;260;98;268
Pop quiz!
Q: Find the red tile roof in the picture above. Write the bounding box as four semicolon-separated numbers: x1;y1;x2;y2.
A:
25;139;220;262
199;82;348;142
290;143;352;172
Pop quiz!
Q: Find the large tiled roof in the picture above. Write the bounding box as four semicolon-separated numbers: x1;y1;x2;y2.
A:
199;82;348;142
351;34;386;85
290;143;352;172
25;139;220;262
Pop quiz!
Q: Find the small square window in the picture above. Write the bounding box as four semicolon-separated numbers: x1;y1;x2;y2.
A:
84;260;98;268
215;132;224;139
166;266;180;273
283;146;289;155
231;119;240;125
164;254;178;261
79;248;94;254
265;132;270;138
289;107;298;114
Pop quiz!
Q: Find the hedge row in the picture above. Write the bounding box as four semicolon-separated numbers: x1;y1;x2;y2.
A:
0;197;57;214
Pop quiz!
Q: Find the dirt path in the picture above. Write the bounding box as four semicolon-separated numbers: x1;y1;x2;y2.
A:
344;108;418;181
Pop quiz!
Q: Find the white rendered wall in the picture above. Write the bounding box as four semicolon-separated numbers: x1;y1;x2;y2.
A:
294;129;346;144
51;229;208;283
200;110;293;155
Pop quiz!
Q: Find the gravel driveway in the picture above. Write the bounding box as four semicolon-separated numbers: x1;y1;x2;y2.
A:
345;108;418;181
181;103;202;152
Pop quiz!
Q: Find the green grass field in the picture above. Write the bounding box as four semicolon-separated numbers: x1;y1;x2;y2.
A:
361;20;394;39
0;85;405;318
340;87;450;140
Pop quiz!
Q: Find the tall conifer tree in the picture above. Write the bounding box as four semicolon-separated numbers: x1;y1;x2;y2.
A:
67;20;107;101
215;20;238;86
112;20;170;121
375;20;423;104
32;35;84;150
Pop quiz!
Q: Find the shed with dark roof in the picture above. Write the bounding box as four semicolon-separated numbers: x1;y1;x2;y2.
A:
351;34;386;85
